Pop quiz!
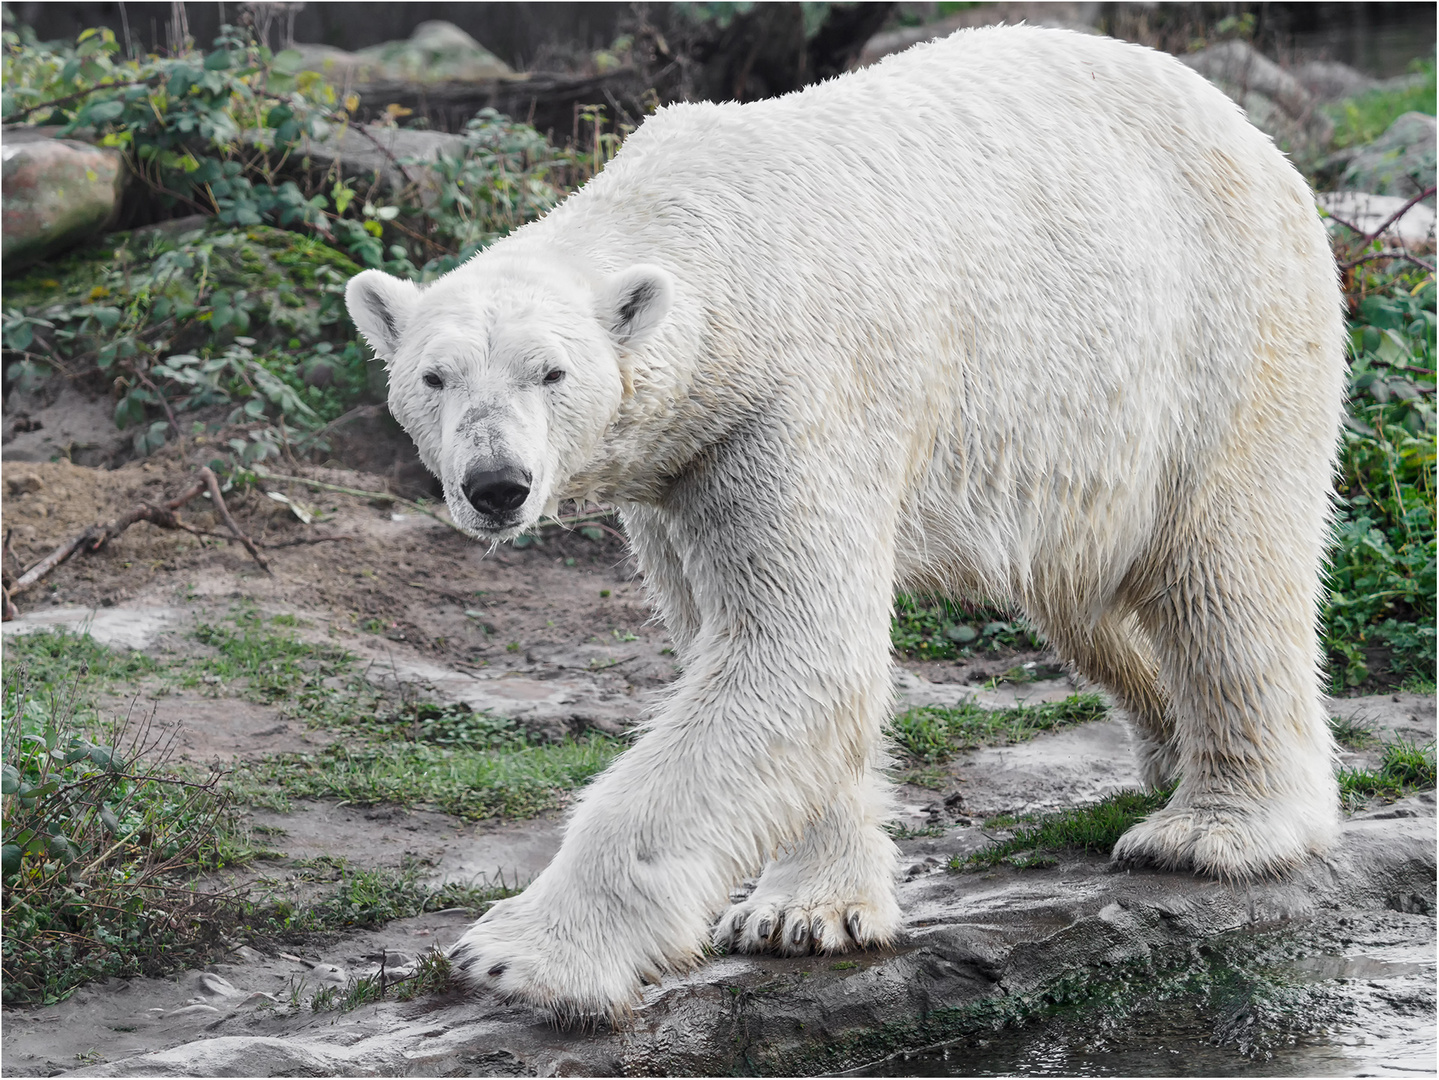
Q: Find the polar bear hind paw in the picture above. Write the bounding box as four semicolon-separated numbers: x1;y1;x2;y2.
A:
715;894;902;956
1110;801;1336;880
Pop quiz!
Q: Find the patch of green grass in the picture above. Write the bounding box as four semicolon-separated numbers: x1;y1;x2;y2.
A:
228;735;621;821
953;787;1172;871
2;636;243;1005
4;630;157;714
1328;713;1378;750
189;609;354;705
890;693;1107;764
1328;59;1437;150
891;595;1043;660
1338;738;1437;809
246;859;514;936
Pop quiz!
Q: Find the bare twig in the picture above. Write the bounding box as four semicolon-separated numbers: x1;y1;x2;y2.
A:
252;467;470;536
199;466;271;574
1338;250;1437;274
1329;186;1438;269
348;122;423;189
1356;186;1436;247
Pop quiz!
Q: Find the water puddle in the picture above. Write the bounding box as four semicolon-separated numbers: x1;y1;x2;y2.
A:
854;942;1437;1077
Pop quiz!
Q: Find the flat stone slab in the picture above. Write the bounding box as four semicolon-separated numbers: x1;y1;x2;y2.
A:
34;796;1432;1078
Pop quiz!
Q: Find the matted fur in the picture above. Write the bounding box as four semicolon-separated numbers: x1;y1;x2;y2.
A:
346;25;1346;1021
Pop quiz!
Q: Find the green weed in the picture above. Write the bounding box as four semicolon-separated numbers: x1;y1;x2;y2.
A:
229;735;619;821
1;643;240;1005
891;595;1042;660
953;787;1172;870
247;859;514;936
1327;713;1378;750
1338;738;1437;808
890;694;1107;763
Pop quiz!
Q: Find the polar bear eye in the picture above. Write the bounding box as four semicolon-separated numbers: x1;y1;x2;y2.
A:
543;369;566;386
422;372;444;390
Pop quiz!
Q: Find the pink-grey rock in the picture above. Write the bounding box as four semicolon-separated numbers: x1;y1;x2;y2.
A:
1;129;127;271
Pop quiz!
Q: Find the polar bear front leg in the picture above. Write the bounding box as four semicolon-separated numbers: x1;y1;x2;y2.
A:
448;467;901;1019
714;766;901;955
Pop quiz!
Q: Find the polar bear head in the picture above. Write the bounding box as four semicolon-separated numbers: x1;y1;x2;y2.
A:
346;255;674;540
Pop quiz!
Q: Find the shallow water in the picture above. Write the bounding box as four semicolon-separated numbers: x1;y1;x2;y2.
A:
854;944;1437;1078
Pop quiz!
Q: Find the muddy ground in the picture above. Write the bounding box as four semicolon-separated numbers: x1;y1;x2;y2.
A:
1;443;1435;1077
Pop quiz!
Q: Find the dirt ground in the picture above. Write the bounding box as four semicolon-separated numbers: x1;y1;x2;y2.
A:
3;446;673;684
3;443;1042;726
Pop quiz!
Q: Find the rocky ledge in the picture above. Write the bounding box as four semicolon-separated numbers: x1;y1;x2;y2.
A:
49;797;1433;1077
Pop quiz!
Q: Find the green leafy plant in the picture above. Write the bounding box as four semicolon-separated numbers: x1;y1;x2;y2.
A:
3;222;367;462
1325;271;1436;687
891;595;1043;660
2;14;597;462
1327;58;1437;151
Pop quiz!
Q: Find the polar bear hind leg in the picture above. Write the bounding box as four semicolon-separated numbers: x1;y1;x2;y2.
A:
714;766;902;955
1113;474;1339;878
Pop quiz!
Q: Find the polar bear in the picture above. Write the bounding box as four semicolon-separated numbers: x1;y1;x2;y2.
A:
346;25;1346;1019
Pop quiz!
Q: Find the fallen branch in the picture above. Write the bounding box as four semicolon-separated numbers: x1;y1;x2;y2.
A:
199;467;271;574
5;471;275;613
251;467;470;537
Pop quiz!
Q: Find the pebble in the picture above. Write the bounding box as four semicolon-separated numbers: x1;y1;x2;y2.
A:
167;1004;222;1018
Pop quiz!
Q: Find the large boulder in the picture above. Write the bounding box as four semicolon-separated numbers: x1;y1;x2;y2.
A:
1179;41;1334;156
292;123;467;204
0;129;127;272
294;21;515;85
1295;59;1378;103
1339;112;1437;202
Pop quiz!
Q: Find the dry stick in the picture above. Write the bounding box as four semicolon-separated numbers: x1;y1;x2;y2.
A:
349;121;423;189
198;467;271;574
1340;249;1438;274
1328;185;1438;266
252;469;470;536
7;76;159;121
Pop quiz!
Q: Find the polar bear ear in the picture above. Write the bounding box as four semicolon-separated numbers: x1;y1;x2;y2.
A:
600;264;675;347
346;270;422;357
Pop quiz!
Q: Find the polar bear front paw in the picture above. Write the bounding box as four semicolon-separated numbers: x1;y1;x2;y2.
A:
714;893;901;956
446;893;651;1022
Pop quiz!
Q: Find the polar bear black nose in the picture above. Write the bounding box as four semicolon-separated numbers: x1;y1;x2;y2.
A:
463;465;532;517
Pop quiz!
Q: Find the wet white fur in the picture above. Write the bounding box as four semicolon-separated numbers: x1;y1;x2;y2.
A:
346;25;1346;1021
